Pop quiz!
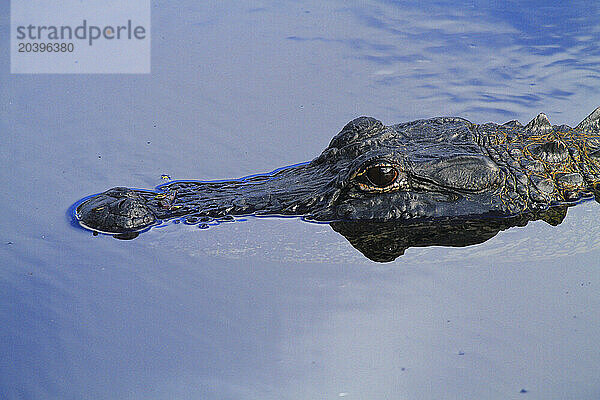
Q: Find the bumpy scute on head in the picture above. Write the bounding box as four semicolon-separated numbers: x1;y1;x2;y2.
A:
576;106;600;133
327;116;385;149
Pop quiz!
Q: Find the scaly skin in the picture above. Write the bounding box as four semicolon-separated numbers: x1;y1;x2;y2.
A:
75;106;600;236
475;113;600;214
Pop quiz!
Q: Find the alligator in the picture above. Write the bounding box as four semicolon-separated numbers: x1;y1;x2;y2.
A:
76;106;600;250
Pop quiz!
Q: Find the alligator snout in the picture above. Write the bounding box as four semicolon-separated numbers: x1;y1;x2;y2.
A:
76;187;156;233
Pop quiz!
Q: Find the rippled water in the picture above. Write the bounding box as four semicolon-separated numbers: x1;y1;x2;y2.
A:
2;1;600;399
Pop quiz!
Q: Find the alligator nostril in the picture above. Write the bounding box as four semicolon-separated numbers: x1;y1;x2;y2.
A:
117;198;133;211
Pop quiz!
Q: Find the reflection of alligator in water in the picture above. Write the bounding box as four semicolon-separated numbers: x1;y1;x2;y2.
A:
332;206;569;262
75;106;600;253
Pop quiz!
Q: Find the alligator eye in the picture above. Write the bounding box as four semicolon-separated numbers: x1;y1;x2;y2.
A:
365;165;398;187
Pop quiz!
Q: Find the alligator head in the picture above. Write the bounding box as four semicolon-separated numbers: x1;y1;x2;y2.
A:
76;117;512;230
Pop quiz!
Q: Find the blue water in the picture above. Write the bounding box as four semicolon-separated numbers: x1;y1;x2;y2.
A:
2;1;600;399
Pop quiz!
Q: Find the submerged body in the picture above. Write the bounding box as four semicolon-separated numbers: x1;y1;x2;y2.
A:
76;107;600;236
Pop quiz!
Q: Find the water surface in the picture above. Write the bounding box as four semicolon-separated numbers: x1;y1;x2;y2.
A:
1;1;600;399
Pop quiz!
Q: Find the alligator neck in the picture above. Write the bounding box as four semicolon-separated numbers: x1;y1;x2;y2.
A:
481;125;600;210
